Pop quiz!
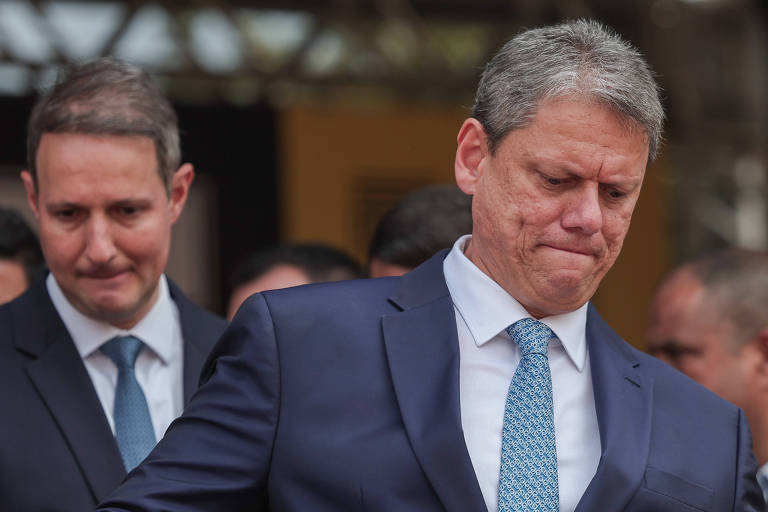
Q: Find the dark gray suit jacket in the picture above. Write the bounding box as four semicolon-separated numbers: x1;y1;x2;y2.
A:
0;277;227;511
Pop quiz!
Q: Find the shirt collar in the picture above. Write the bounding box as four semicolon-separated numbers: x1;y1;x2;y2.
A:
443;234;589;372
47;273;178;364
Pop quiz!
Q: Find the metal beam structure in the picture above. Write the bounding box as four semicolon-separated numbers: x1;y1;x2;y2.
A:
0;0;767;259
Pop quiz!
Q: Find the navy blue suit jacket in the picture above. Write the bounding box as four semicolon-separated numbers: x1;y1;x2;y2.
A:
0;277;227;511
100;252;764;511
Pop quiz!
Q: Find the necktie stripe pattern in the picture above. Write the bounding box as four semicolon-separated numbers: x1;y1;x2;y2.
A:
100;335;157;472
498;318;559;512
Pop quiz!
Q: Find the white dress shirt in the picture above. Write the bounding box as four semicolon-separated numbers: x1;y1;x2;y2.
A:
443;235;601;512
47;274;184;442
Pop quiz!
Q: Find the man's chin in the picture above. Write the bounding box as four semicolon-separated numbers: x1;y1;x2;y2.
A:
538;276;595;313
75;293;145;328
91;303;136;321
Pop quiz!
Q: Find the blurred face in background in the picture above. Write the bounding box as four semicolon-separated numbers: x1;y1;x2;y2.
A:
227;264;310;319
368;258;411;278
0;259;28;304
22;133;193;328
647;270;756;413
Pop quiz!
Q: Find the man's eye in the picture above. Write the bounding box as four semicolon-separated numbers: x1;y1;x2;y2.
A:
546;177;562;185
55;209;77;220
601;185;625;199
117;206;140;217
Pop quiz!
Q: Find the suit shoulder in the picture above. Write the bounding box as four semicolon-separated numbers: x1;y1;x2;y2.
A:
629;343;741;415
262;277;399;310
588;306;738;415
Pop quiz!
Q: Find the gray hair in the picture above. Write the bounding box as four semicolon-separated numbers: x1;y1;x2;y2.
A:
473;19;664;161
26;57;180;193
686;248;768;348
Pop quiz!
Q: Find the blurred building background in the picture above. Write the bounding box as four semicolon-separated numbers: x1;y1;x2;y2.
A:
0;0;766;348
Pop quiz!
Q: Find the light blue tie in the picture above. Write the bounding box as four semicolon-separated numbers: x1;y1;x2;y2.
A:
100;335;156;472
498;318;559;512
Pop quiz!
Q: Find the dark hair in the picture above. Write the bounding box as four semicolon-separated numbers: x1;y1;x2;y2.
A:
27;57;180;192
680;248;768;347
473;19;664;161
0;207;45;284
229;243;363;294
368;185;472;269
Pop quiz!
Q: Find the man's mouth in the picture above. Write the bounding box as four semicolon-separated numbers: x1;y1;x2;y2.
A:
541;244;595;256
78;268;130;280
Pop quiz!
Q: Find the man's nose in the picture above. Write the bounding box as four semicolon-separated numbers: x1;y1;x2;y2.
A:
561;184;603;235
85;216;118;264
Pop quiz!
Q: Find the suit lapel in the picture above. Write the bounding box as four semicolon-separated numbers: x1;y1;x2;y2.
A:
575;305;654;512
171;283;210;404
383;253;487;512
13;281;125;502
168;281;226;405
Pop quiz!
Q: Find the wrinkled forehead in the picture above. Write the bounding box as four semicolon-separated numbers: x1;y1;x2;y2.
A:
538;93;651;145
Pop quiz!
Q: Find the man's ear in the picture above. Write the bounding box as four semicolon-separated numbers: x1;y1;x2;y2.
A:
455;118;489;195
20;170;40;221
755;329;768;366
748;329;768;389
168;163;194;224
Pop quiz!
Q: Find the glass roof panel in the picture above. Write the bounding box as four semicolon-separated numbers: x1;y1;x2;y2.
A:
0;1;54;63
0;63;29;95
303;29;345;75
113;4;182;69
238;9;313;56
44;1;125;59
190;8;243;73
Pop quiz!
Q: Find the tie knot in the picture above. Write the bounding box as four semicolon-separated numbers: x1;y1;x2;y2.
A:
506;318;553;356
100;335;144;369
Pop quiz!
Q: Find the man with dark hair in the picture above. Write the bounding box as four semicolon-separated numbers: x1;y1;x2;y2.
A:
0;57;227;511
100;20;762;511
0;206;44;304
368;185;472;277
648;248;768;502
226;243;363;319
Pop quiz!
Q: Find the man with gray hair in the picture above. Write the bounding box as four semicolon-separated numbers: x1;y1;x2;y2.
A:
0;58;227;511
99;20;762;511
648;248;768;502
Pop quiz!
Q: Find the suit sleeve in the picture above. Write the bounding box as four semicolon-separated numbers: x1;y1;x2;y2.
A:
97;293;280;511
735;409;766;511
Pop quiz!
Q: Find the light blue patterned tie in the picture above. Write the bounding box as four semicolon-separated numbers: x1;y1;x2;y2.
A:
498;318;559;512
100;335;156;472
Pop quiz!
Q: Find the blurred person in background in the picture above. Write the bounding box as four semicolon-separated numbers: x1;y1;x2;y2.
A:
227;242;363;319
0;57;227;512
368;185;473;278
647;248;768;501
0;206;45;304
98;20;762;511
